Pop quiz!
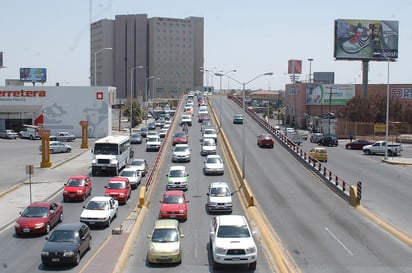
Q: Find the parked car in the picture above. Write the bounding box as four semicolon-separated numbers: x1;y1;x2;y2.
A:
41;222;91;267
363;140;403;156
201;138;217;156
80;196;118;227
173;131;188;145
159;190;189;221
128;158;148;176
172;144;191;162
63;175;92;202
257;133;274;148
104;177;131;204
310;132;324;143
119;168;142;189
206;182;233;213
0;129;18;139
318;136;338;146
39;141;72;154
209;215;257;270
345;139;375;150
309;147;328;162
19;127;41;140
49;132;76;142
166;166;189;191
233;114;244;124
147;219;184;264
15;201;63;236
130;133;143;144
203;154;224;175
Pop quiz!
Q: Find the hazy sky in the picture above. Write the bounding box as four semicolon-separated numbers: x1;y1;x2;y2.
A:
1;0;410;90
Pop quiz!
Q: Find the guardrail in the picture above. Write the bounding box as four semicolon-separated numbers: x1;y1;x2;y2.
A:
227;95;360;206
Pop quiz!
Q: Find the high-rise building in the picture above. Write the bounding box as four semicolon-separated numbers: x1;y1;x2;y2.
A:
91;14;204;99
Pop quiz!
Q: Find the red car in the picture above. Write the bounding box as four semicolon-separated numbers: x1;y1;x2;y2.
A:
257;133;274;148
173;131;188;145
159;190;189;221
345;139;375;150
15;201;63;236
104;177;131;205
198;112;210;122
63;175;92;202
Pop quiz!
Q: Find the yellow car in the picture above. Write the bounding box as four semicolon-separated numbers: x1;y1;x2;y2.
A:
147;219;184;264
309;147;328;162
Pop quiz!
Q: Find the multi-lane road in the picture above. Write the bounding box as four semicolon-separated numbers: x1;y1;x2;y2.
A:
0;95;411;273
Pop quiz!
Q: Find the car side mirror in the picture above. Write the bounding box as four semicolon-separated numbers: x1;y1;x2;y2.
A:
206;193;209;196
104;186;108;188
147;234;152;239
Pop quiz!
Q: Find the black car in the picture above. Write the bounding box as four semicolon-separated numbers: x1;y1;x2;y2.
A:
130;133;142;144
148;122;156;130
140;127;148;137
318;136;338;146
41;222;91;267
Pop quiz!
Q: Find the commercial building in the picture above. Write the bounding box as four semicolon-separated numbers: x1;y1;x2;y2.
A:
91;14;204;99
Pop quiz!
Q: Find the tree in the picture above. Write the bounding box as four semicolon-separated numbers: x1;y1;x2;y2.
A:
123;101;143;128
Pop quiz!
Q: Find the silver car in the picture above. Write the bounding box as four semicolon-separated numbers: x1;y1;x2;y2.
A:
39;141;72;154
119;168;142;189
172;144;191;162
207;182;233;213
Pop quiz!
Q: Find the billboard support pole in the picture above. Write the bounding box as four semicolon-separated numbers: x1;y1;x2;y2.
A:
362;60;369;97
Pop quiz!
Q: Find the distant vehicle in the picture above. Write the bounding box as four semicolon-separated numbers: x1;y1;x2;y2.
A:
159;190;189;221
80;196;118;227
203;128;218;142
158;128;168;138
203;154;224;175
198;112;210;122
104;177;131;204
310;132;324;143
146;136;162;152
0;129;18;139
148;122;156;130
63;175;92;202
209;215;257;270
15;201;63;236
309;147;328;162
201;138;217;156
49;132;76;142
166;166;189;191
257;133;274;148
285;127;295;134
119;168;142;189
140;127;149;137
91;135;131;176
297;130;308;141
206;182;233;213
172;144;191;162
288;131;303;146
128;158;148;176
147;219;184;264
345;139;375;150
130;133;143;144
19;126;41;140
41;222;91;267
200;120;213;132
363;141;403;156
39;141;72;154
233;114;244;124
180;114;192;126
173;131;188;145
318;136;338;147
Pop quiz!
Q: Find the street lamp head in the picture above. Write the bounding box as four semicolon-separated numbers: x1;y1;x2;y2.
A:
264;72;274;76
308;58;314;62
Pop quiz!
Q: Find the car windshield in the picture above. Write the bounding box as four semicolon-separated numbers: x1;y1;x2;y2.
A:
107;182;126;189
203;140;214;146
151;228;178;242
94;143;118;155
175;132;186;138
175;146;188;152
210;187;230;197
48;230;77;243
147;137;159;142
169;170;185;177
207;157;221;164
163;195;184;204
86;201;108;210
21;207;48;218
120;171;137;177
131;160;144;167
217;225;251;238
67;179;85;187
204;129;215;135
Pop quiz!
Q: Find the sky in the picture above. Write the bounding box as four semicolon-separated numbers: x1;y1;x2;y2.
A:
1;0;411;91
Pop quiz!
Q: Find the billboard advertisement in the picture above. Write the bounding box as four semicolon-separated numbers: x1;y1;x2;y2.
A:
306;84;355;105
334;19;399;60
19;68;47;82
288;59;302;74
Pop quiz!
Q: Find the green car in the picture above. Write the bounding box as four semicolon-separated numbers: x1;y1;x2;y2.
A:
166;166;189;191
147;219;184;264
233;114;243;124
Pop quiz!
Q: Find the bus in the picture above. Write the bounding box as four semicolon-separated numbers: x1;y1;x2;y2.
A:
91;135;131;176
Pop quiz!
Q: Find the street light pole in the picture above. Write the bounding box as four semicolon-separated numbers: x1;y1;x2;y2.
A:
215;70;236;128
94;48;112;86
308;58;314;83
385;57;390;159
130;65;144;135
146;76;155;126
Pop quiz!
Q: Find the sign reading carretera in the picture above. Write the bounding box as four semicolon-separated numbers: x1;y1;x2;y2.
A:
0;89;46;97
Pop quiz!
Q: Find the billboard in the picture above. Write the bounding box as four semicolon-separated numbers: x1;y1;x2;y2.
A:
334;19;399;60
19;68;47;82
288;59;302;74
306;84;355;105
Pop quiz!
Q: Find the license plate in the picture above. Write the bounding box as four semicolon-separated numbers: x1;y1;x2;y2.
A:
52;258;60;262
170;215;176;218
89;221;95;225
23;228;30;233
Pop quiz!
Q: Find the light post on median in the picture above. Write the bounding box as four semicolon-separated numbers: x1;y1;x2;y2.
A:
93;47;112;86
308;58;314;83
224;72;274;179
151;77;160;107
145;76;155;126
215;70;236;128
130;65;145;135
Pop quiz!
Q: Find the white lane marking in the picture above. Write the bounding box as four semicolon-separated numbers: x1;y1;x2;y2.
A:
324;227;354;256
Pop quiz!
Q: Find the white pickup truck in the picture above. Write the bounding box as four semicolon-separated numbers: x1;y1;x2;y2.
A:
50;132;76;142
362;141;403;156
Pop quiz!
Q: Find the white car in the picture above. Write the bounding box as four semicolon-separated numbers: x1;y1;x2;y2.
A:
203;128;217;142
119;168;142;189
80;196;118;227
209;215;257;270
206;182;233;213
146;136;162;151
128;158;148;176
180;114;192;126
39;141;72;154
172;144;191;162
201;138;216;156
159;128;168;138
203;154;224;175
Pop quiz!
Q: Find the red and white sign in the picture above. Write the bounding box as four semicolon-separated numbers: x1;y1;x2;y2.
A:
96;91;104;100
288;59;302;74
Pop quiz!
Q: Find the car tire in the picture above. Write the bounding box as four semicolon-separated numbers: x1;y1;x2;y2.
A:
74;252;81;266
249;261;257;270
50;149;54;154
66;148;71;152
106;217;111;227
